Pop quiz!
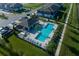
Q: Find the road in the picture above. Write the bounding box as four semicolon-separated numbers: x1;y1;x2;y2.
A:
55;3;73;56
0;13;26;27
0;3;53;27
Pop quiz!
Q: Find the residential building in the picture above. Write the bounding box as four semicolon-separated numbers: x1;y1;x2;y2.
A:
0;3;23;12
0;27;13;38
36;3;64;19
14;15;39;31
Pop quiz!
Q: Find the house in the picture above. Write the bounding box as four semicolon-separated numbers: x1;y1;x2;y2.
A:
14;15;39;31
0;27;13;38
0;3;23;12
36;3;64;19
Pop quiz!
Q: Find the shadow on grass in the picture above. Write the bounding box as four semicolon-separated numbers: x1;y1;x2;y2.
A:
2;30;14;43
0;33;25;55
2;33;13;43
0;49;7;56
67;23;79;31
46;40;57;56
69;27;79;35
64;43;79;56
68;35;79;43
0;43;24;56
57;21;79;31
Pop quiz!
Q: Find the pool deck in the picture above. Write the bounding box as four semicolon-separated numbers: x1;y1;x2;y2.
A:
18;20;58;49
42;23;58;48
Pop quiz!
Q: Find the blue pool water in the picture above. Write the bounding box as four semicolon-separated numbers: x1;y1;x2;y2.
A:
36;23;55;42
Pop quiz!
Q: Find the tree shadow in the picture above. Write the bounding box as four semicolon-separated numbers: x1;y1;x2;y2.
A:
64;43;79;56
58;21;79;31
2;31;14;43
46;40;57;56
2;37;9;43
0;51;6;56
67;23;79;31
0;47;7;56
68;35;79;43
69;27;79;35
0;40;24;56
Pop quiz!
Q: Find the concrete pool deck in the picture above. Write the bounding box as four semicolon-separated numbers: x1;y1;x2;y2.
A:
18;20;58;49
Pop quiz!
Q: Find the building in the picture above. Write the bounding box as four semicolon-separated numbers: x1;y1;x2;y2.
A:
0;3;23;12
14;15;39;31
36;3;64;19
0;27;13;39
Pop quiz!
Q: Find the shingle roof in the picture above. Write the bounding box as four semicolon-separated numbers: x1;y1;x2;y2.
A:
37;3;63;14
27;16;38;26
0;3;23;11
0;27;13;36
20;15;39;27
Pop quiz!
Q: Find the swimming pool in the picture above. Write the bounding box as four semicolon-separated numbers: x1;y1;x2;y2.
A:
36;23;55;42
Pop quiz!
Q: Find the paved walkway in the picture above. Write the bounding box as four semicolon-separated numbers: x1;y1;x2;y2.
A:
55;3;73;56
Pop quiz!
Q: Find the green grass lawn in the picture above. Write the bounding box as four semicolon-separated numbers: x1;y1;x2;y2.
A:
0;34;48;56
23;3;43;9
60;3;79;56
